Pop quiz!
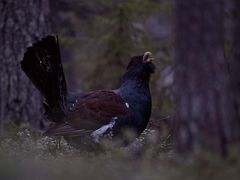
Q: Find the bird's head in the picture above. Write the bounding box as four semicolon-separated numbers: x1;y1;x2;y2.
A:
126;51;155;74
120;52;155;105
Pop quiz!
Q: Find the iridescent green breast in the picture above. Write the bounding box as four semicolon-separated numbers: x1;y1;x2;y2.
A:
129;102;151;124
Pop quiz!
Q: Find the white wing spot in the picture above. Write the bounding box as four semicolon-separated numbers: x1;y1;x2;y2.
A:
125;102;129;108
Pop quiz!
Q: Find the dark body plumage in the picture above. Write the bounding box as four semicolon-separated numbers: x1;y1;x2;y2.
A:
21;35;155;144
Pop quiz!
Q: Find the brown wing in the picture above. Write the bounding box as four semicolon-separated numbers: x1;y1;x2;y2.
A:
66;90;130;130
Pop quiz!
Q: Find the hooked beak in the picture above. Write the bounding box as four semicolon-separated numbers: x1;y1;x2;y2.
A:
143;51;155;62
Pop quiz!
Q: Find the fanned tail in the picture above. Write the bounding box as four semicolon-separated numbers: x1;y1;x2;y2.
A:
21;35;67;122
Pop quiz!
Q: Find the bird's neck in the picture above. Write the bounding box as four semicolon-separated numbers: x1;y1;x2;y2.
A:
118;78;151;103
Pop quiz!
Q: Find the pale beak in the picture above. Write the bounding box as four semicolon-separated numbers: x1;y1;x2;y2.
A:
143;51;155;62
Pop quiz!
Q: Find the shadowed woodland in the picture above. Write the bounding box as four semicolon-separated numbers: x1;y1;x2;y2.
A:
1;0;240;180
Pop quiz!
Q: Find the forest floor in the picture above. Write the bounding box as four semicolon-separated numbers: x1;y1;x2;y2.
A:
0;122;240;180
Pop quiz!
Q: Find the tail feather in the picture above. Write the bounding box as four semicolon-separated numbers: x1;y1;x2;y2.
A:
21;35;67;122
44;123;92;137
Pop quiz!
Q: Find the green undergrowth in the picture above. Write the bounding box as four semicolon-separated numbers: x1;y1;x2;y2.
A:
0;124;239;180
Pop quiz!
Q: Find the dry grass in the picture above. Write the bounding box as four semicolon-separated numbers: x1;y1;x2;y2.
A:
0;125;239;180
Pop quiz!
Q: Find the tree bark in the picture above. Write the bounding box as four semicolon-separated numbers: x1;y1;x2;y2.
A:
230;0;240;141
174;0;237;156
0;0;51;128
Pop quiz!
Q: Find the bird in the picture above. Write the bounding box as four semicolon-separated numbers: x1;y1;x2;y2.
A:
21;35;155;145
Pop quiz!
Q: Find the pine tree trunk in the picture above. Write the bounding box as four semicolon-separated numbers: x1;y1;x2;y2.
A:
230;0;240;141
174;0;237;156
0;0;51;128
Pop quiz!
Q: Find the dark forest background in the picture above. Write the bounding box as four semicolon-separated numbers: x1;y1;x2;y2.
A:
1;0;240;179
0;0;174;128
